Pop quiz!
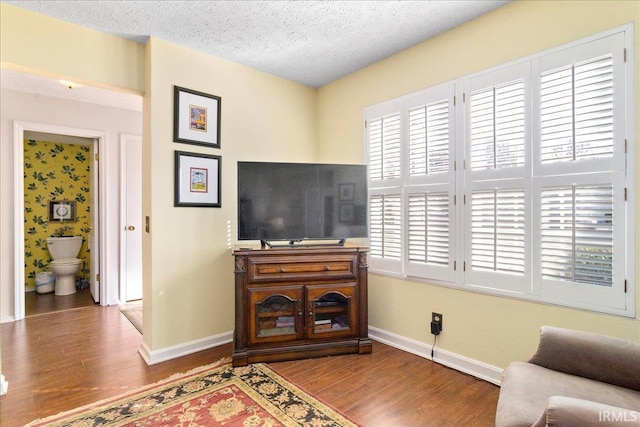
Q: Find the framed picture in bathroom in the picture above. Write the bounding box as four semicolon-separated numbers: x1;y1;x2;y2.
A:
48;200;77;222
174;151;221;207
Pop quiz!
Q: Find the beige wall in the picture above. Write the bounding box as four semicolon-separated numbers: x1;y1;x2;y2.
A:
2;0;639;375
0;4;144;94
142;38;318;350
317;0;640;368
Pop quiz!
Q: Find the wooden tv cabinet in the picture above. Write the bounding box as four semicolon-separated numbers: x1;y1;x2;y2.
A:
232;245;372;366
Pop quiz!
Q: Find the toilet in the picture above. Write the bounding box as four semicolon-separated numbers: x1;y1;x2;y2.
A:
46;236;83;296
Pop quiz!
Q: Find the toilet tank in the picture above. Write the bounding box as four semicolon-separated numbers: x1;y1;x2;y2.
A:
46;236;83;260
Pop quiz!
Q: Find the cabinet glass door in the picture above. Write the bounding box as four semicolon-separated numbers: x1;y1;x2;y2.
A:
307;283;357;339
248;287;303;344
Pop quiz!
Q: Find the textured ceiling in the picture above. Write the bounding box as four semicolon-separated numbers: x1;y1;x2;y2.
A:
4;0;509;88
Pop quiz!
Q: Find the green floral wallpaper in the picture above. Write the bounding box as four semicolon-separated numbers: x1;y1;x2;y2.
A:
23;140;92;290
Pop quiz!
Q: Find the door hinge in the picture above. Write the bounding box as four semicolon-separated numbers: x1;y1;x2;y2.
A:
463;261;466;271
96;273;100;282
454;260;457;271
454;195;457;205
95;153;99;161
624;188;627;201
624;279;627;293
453;95;456;106
624;48;627;63
464;194;466;204
463;92;466;103
624;139;627;153
463;159;466;170
364;120;367;128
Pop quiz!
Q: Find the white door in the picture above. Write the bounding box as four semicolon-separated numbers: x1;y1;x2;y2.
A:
121;134;143;301
90;140;100;302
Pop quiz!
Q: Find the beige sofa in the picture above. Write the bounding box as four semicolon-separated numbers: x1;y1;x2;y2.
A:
496;326;640;427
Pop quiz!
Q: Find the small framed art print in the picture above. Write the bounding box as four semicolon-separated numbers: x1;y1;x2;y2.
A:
48;200;77;222
174;151;221;207
173;86;221;148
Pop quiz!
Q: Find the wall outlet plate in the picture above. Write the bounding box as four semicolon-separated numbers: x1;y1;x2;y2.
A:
432;312;443;331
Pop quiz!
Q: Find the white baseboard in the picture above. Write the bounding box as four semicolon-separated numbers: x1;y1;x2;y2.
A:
368;326;503;385
1;374;8;395
1;316;15;324
138;331;233;365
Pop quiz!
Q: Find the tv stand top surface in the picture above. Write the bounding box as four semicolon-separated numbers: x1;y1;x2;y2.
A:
260;238;346;249
234;242;367;254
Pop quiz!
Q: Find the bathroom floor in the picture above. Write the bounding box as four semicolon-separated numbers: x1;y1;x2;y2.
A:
25;287;95;317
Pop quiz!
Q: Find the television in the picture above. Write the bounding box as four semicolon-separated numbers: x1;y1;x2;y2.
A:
237;161;368;247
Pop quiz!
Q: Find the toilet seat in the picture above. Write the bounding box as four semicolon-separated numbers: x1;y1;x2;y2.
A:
50;258;81;266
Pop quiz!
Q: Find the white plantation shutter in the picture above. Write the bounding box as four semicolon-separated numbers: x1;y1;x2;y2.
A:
368;114;401;181
540;185;613;286
365;28;632;316
405;188;454;281
408;192;449;265
470;80;525;171
369;194;402;272
540;55;614;163
409;100;449;176
470;189;526;274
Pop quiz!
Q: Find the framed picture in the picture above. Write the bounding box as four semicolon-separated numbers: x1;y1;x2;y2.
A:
339;204;354;223
339;183;354;201
173;86;221;148
174;151;221;207
48;200;77;222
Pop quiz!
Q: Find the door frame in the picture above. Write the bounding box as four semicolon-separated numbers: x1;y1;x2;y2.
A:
119;133;143;303
13;121;107;320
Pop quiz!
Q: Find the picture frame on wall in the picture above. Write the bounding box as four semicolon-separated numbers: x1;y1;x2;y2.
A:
48;200;77;222
339;183;354;201
173;86;221;148
174;151;221;207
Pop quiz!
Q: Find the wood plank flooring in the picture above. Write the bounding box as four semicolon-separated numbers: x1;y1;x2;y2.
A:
0;305;499;426
25;287;95;316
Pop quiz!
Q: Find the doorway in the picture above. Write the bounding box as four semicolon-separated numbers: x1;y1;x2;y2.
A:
13;122;106;320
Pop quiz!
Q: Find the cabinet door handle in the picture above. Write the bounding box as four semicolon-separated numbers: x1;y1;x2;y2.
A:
324;265;331;271
280;267;286;273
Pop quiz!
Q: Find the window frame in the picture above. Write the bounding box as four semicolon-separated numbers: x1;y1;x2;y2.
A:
363;24;635;317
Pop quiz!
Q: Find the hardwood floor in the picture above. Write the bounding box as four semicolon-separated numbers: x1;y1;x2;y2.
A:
25;287;95;316
0;305;499;426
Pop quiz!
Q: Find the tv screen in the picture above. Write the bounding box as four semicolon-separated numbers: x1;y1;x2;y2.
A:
238;162;368;243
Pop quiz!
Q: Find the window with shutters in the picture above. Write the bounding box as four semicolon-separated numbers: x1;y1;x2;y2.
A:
364;26;633;317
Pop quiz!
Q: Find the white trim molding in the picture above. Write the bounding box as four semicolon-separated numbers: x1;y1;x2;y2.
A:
138;331;233;365
1;374;8;396
368;326;503;385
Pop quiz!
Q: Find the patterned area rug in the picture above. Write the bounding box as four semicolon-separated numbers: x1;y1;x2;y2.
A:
25;359;358;426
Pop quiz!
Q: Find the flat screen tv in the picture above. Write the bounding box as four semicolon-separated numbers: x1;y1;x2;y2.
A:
238;161;368;246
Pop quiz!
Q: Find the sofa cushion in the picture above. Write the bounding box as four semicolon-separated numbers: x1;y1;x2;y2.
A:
532;396;640;427
528;326;640;391
496;361;640;427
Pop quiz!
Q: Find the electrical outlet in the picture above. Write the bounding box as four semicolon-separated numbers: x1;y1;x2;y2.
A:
431;312;443;335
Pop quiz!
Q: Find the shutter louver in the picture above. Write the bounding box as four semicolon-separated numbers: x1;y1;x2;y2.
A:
471;189;525;274
369;114;401;181
541;185;613;286
408;192;449;265
409;100;449;176
470;81;525;170
540;55;613;163
369;194;402;260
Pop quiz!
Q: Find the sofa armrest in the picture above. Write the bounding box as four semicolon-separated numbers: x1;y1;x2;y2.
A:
532;396;640;427
528;326;640;391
